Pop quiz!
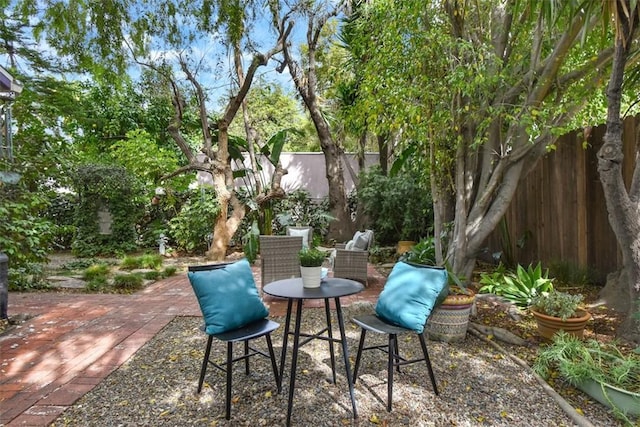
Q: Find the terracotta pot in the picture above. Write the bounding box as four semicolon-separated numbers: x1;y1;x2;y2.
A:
531;309;591;340
396;240;416;255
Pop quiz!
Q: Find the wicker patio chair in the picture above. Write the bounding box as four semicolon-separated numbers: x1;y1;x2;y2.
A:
259;235;303;287
333;230;374;286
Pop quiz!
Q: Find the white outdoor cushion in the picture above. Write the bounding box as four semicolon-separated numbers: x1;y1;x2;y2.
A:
288;228;310;248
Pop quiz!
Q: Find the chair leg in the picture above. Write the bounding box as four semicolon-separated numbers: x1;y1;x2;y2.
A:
393;337;401;373
387;334;396;412
225;341;233;420
352;329;367;384
198;335;214;393
418;333;439;395
244;340;250;375
265;333;281;393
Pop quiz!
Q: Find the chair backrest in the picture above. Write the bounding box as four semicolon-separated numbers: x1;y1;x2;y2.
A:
375;262;448;333
187;259;269;335
346;229;374;252
259;235;303;286
286;226;313;248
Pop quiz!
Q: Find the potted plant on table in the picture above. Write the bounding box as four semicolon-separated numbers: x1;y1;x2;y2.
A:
530;290;591;340
534;331;640;421
298;247;326;288
400;237;476;342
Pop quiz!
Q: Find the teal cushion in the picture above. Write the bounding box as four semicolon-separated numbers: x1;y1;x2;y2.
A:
188;259;268;335
375;261;448;333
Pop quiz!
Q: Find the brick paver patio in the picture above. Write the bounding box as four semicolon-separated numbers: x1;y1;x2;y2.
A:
0;265;384;426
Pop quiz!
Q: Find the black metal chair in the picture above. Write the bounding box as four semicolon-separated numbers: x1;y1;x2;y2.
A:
352;314;439;412
187;260;281;420
351;262;447;412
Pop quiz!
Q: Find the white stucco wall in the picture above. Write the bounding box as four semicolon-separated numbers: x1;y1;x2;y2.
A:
197;152;380;199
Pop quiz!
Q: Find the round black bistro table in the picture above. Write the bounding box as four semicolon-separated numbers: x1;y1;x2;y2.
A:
263;277;364;427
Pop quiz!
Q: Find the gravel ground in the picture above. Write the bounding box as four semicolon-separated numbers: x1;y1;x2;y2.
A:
52;304;624;427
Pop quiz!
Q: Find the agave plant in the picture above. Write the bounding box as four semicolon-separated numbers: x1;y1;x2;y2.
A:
479;262;554;309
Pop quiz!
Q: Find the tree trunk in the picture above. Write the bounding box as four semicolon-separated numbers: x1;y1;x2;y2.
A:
596;3;640;343
275;4;354;242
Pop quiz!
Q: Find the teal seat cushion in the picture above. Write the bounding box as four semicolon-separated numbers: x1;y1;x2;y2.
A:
188;259;269;335
375;261;448;333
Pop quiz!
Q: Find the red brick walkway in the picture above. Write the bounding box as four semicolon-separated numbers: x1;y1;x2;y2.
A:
0;265;384;426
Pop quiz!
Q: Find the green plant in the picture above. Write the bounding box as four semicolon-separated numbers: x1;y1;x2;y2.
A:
143;270;162;280
298;247;326;267
531;291;584;321
83;264;111;281
71;164;144;257
138;253;163;269
119;256;141;270
85;276;108;292
272;189;335;240
400;237;436;265
356;167;433;244
163;266;177;277
168;187;221;254
479;262;555;309
534;332;640;423
112;273;144;291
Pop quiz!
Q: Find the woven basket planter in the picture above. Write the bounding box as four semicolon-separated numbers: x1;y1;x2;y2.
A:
426;291;476;342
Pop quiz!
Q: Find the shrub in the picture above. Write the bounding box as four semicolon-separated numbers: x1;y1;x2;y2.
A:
139;254;163;269
479;262;554;309
83;264;111;281
112;273;144;291
143;270;162;280
162;266;177;277
71;164;144;257
356;167;433;244
119;256;141;270
85;276;108;292
168;187;220;254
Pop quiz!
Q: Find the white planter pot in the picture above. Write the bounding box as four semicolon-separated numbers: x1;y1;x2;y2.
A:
300;266;322;288
577;378;640;416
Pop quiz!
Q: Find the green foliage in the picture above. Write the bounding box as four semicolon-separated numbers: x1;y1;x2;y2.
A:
168;187;221;254
272;190;335;241
82;263;110;281
71;164;144;257
61;258;117;270
119;256;140;270
531;291;584;321
479;263;555;309
241;220;260;264
143;270;162;280
0;186;54;265
400;237;437;266
356;167;433;244
112;273;144;292
85;276;108;292
110;129;190;191
43;191;78;250
162;266;177;277
138;253;163;269
119;254;163;270
298;248;327;267
534;331;640;395
548;260;599;286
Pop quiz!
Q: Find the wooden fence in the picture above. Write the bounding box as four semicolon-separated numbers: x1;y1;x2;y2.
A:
485;115;638;283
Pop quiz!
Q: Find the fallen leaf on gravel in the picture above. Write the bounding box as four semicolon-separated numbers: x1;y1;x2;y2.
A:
370;414;380;423
265;390;272;398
